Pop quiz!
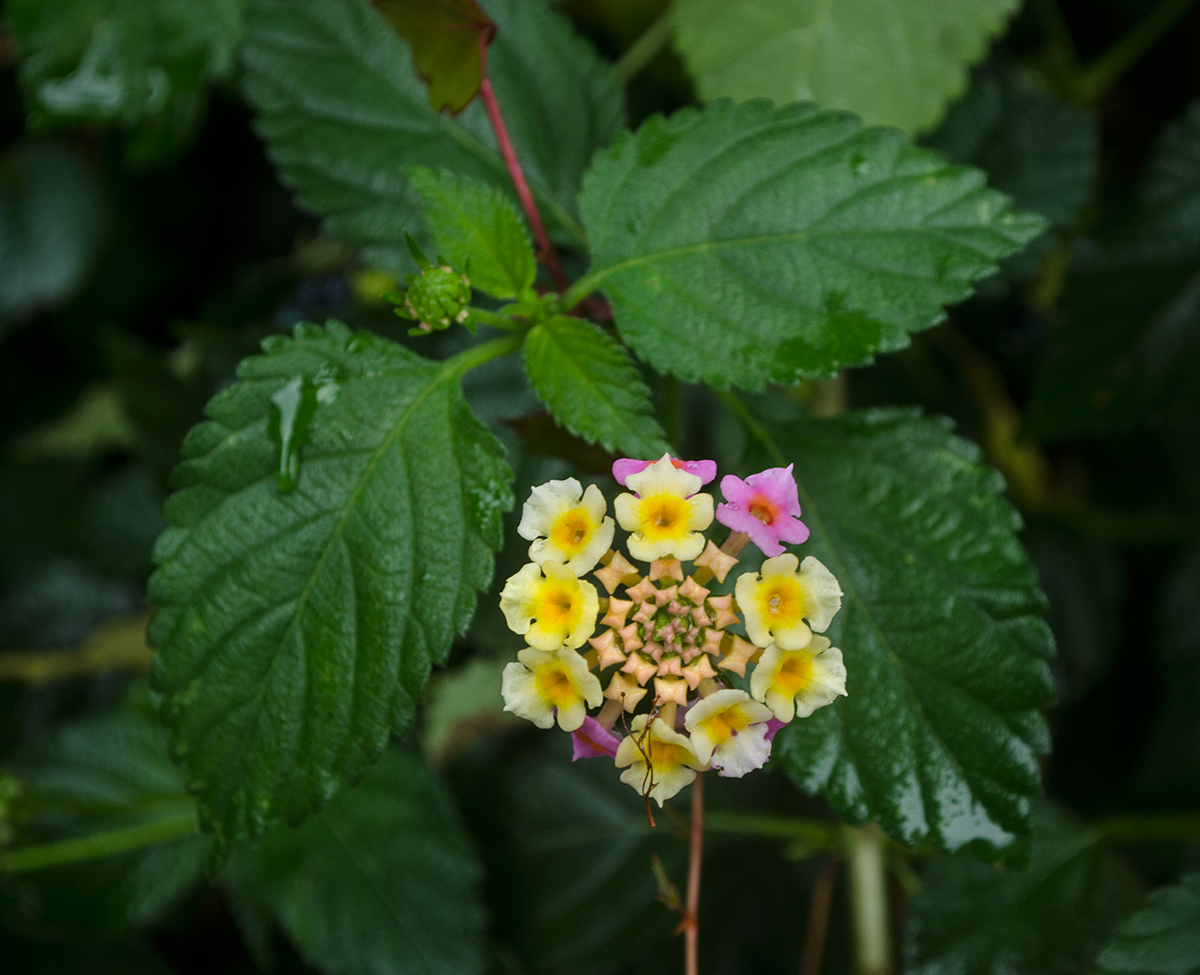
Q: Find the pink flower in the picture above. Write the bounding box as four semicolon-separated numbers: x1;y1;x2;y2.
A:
612;456;717;489
716;464;810;557
570;716;621;760
764;717;788;743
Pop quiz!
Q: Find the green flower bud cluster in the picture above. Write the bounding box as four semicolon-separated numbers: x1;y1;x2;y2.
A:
383;234;474;337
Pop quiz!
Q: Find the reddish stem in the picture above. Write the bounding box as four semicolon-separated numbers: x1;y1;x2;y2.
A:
477;36;569;291
801;856;840;975
685;773;705;975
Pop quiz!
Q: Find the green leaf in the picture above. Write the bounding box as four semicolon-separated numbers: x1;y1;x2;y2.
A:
377;0;491;114
222;748;486;975
772;409;1055;858
574;101;1044;390
671;0;1021;134
5;704;206;935
523;315;670;458
1027;99;1200;438
927;69;1099;230
7;0;244;161
903;802;1134;975
0;141;104;329
1093;874;1200;975
147;321;514;853
241;0;623;268
409;167;536;300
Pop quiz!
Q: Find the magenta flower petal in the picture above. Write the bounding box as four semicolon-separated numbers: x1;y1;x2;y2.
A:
716;464;810;557
612;457;717;488
764;717;788;743
571;717;621;760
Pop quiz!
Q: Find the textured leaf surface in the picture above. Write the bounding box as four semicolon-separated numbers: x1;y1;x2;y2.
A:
773;409;1055;858
575;101;1044;389
410;167;535;300
1093;874;1200;975
523;315;670;459
377;0;491;114
1028;99;1200;437
928;69;1098;229
147;321;513;852
241;0;622;267
0;142;104;327
672;0;1020;133
904;803;1132;975
223;749;486;975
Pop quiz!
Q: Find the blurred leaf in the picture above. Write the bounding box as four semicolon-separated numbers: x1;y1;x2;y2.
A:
449;732;681;975
0;141;104;329
241;0;623;268
8;0;244;159
575;101;1045;390
377;0;491;114
222;747;486;975
147;321;513;854
3;705;205;936
523;315;670;458
904;802;1135;975
0;613;152;685
1028;99;1200;438
927;68;1098;230
773;409;1055;859
1092;874;1200;975
1135;552;1200;806
0;559;139;651
0;937;173;975
671;0;1021;134
421;656;519;765
14;384;137;460
409;167;536;300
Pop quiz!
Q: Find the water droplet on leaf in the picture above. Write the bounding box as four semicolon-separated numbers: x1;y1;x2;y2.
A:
269;376;317;494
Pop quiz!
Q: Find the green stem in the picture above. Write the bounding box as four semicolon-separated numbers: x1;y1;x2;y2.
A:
1031;0;1084;76
447;334;523;375
705;812;842;848
0;811;199;874
613;10;674;85
1093;813;1200;842
847;824;891;975
1077;0;1200;100
710;387;786;465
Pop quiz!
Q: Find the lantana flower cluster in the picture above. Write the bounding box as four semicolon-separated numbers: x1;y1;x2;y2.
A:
499;455;848;806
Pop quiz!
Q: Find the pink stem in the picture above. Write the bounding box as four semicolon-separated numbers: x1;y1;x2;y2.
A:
685;773;705;975
477;36;568;291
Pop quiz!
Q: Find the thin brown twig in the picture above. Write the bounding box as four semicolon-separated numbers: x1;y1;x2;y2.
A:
685;772;705;975
476;34;568;291
801;856;840;975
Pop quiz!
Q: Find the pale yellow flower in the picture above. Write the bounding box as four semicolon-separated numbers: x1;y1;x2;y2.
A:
749;636;847;721
499;561;599;651
614;454;714;562
517;478;615;574
734;553;842;650
684;688;774;777
615;714;706;805
501;647;602;731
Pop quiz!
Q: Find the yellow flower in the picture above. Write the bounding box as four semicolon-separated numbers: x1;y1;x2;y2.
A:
749;636;847;721
614;454;714;562
518;478;615;574
615;714;707;805
734;553;842;650
684;688;774;777
501;647;602;731
500;561;599;652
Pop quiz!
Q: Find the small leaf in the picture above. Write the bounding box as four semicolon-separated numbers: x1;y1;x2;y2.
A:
147;321;513;854
904;802;1135;975
576;101;1044;390
523;315;670;459
377;0;491;114
1092;874;1200;975
671;0;1021;134
1027;98;1200;438
772;409;1055;858
222;748;486;975
409;167;536;299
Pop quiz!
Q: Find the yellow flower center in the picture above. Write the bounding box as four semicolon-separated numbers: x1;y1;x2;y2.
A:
637;494;691;540
642;736;691;770
534;580;579;630
535;663;579;708
700;705;752;746
774;653;814;696
550;508;595;556
756;576;805;628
